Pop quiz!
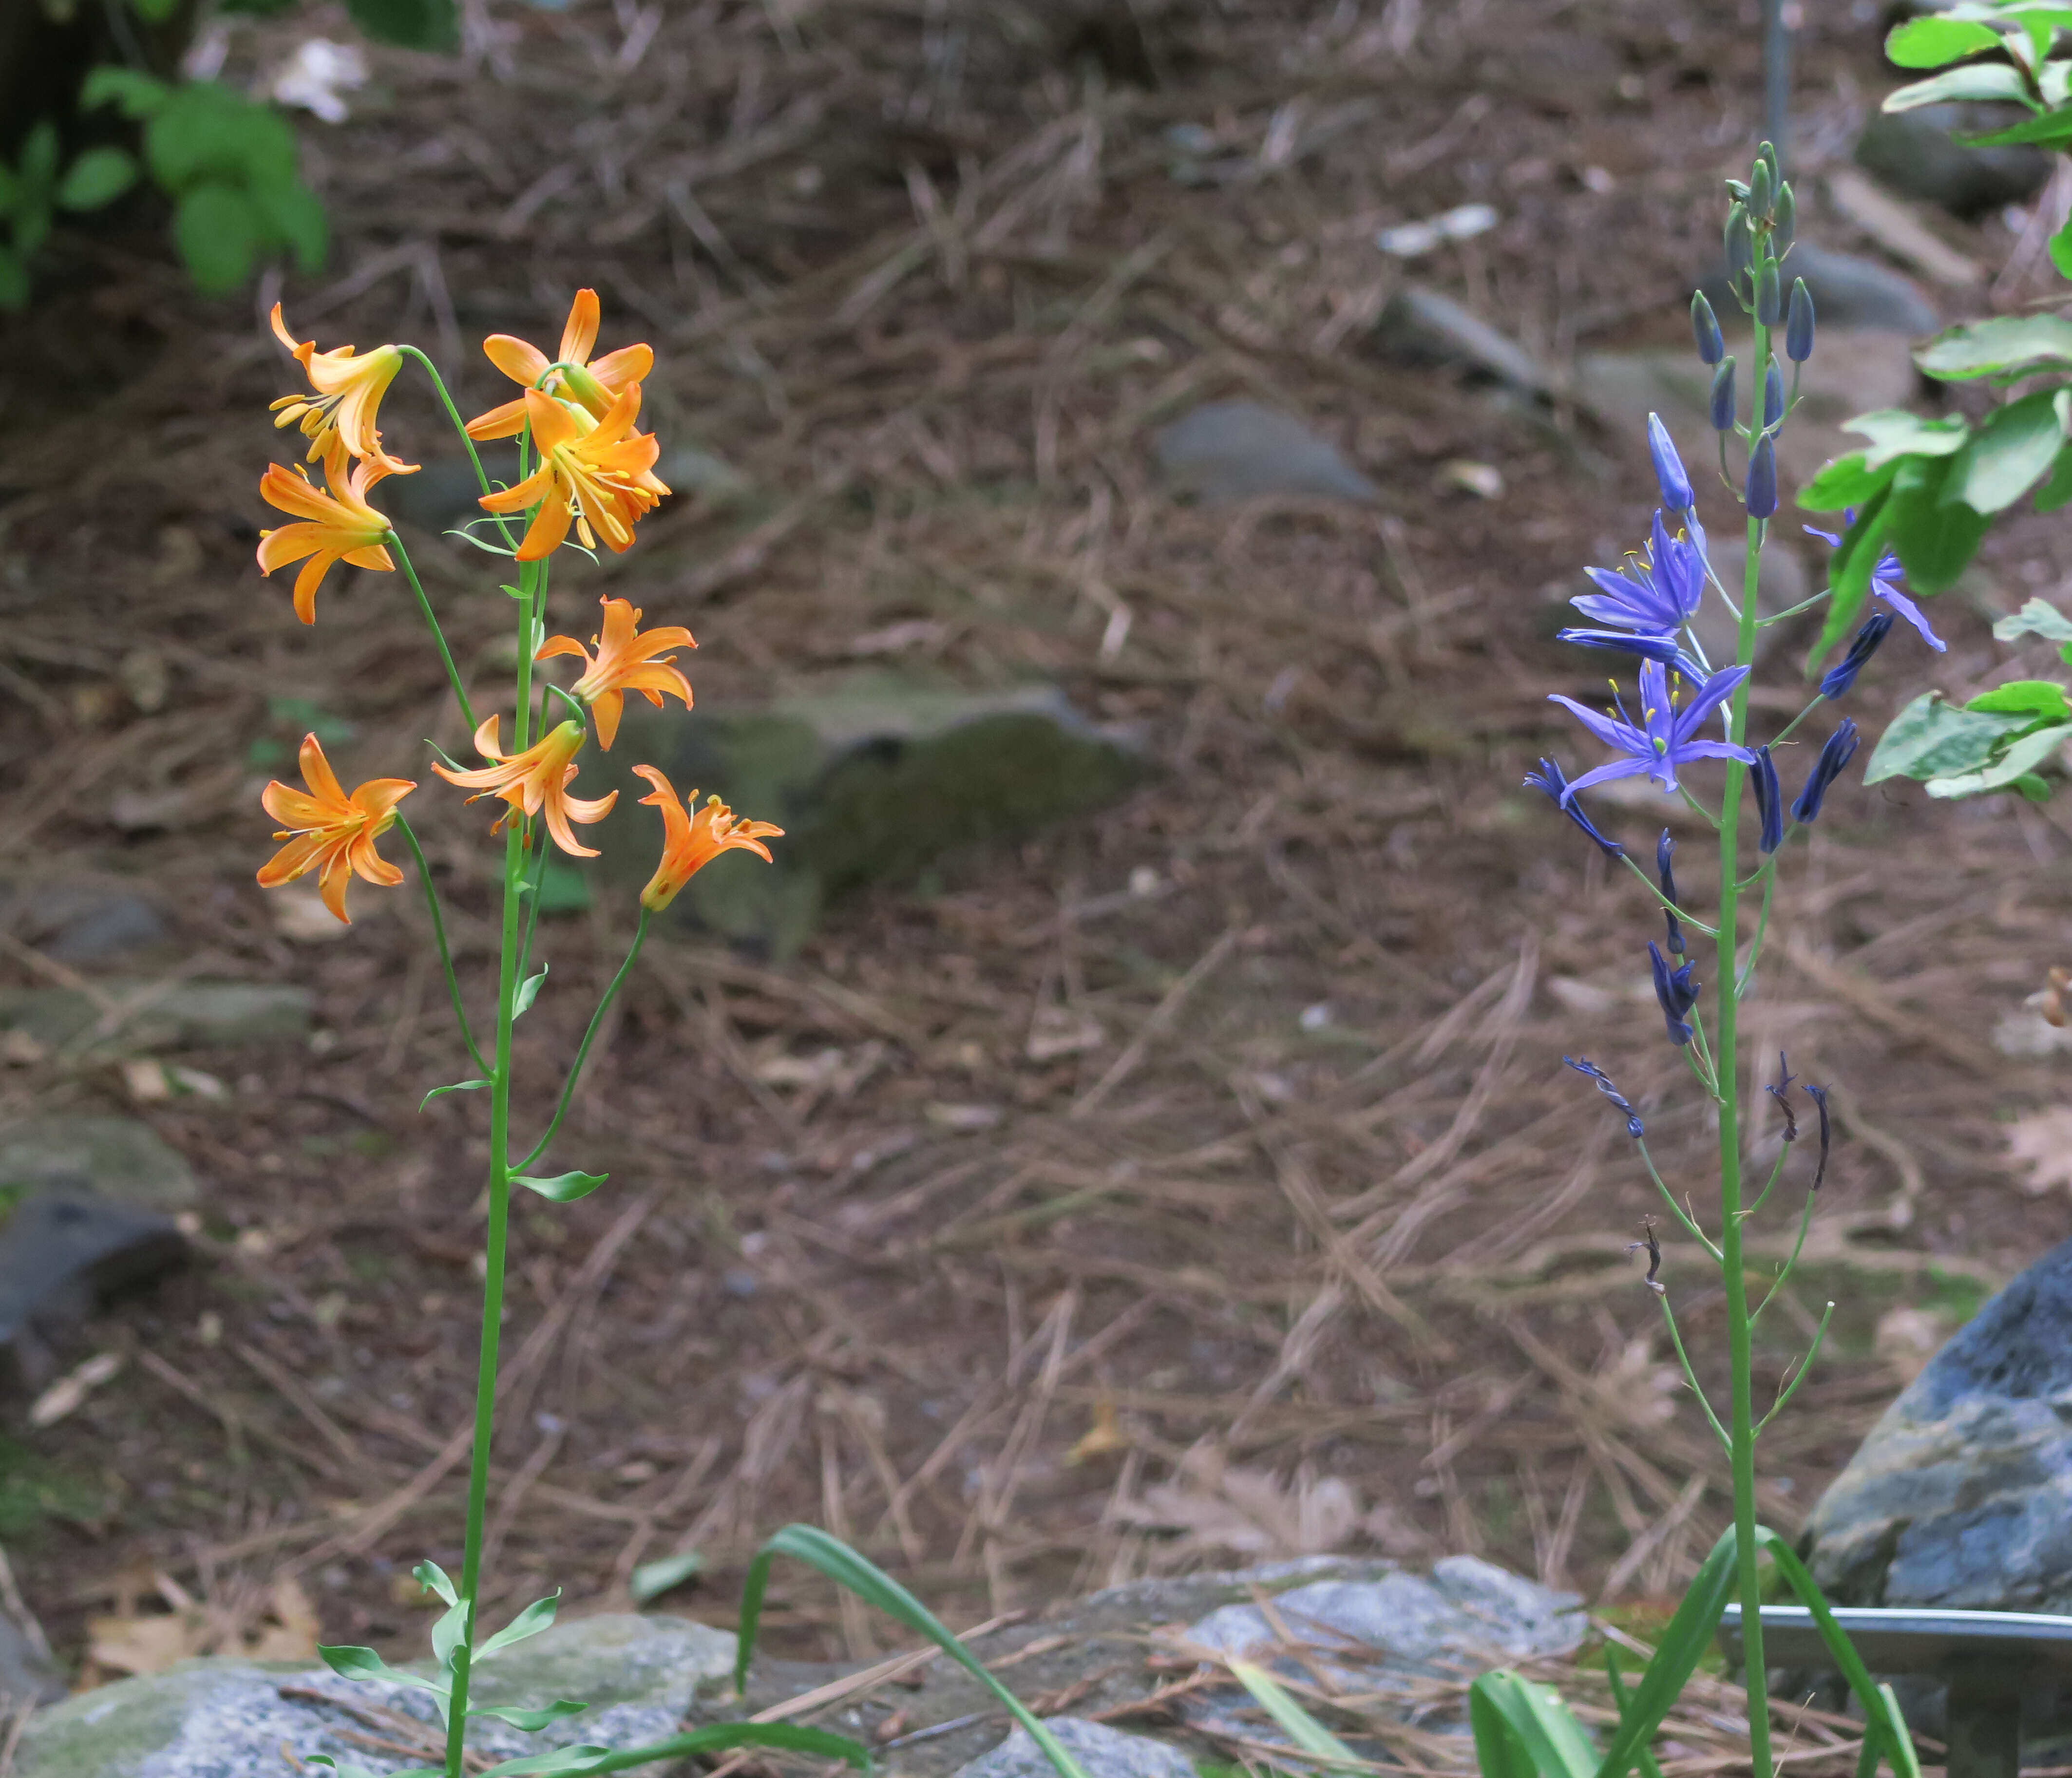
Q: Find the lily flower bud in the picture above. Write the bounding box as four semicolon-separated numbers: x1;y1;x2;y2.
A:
1749;745;1785;852
1763;357;1785;430
1754;252;1781;325
1819;612;1893;699
1648;412;1694;512
1773;181;1797;258
1692;291;1725;366
1792;719;1861;824
1749;154;1774;221
1746;434;1778;518
1786;278;1814;363
1725;204;1754;304
1709;357;1737;432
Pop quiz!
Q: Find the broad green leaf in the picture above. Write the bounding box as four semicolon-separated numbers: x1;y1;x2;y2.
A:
2053;211;2072;282
478;1723;870;1778
0;247;26;313
11;198;50;258
348;0;459;48
1948;389;2066;511
318;1643;451;1698
513;967;547;1020
2016;771;2054;798
147;84;298;194
513;1171;607;1203
1883;62;2032;109
1966;107;2072;147
1812;486;1895;660
1967;679;2071;720
1890;455;1987;592
1798;452;1897;514
431;1597;469;1674
1228;1659;1366;1772
413;1559;459;1608
1469;1671;1597;1778
56;147;137;212
470;1699;589;1731
2040;443;2072;512
1843;408;1971;471
173;182;259;296
740;1524;1091;1778
1587;1528;1738;1778
248;176;326;273
1864;693;2034;784
1918;312;2072;381
18;124;58;194
80;66;172;118
479;1590;560;1657
422;1078;491;1109
1925;720;2072;796
1995;597;2072;643
629;1550;703;1605
1885;15;2005;64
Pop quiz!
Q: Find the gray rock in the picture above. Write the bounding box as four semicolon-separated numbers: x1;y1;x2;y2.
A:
1375;284;1555;396
43;898;165;965
1155;401;1376;502
588;677;1142;955
0;1192;185;1382
1856;105;2051;220
954;1718;1195;1778
13;1612;737;1778
0;983;311;1053
0;1616;65;1708
1804;1235;2072;1610
1697;243;1940;340
0;1117;196;1211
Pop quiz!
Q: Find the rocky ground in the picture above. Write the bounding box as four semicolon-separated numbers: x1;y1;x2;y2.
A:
0;0;2070;1758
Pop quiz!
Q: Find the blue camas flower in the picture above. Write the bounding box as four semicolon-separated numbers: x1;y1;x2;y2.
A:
1523;757;1624;857
1565;1056;1644;1137
1804;517;1946;652
1571;509;1704;637
1648;413;1694;512
1818;613;1893;699
1556;628;1709;678
1792;719;1860;823
1549;659;1755;801
1650;940;1700;1046
1749;745;1785;852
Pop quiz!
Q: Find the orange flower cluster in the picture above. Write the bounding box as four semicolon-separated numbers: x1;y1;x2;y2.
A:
255;291;778;919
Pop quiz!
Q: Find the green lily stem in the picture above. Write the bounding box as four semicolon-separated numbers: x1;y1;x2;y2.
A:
1616;852;1720;939
1757;1300;1835;1435
1743;1136;1795;1223
441;552;541;1778
399;345;520;552
387;531;477;736
1754;1189;1819;1323
394;814;487;1078
1717;305;1775;1778
515;908;651;1175
1636;1138;1723;1261
1657;1292;1731;1456
1738;858;1780;996
1768;695;1826;747
1757;593;1831;628
1678;785;1723;831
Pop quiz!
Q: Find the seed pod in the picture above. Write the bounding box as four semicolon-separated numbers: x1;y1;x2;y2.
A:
1691;290;1725;365
1786;277;1815;363
1755;252;1781;326
1709;357;1737;432
1747;433;1778;518
1763;357;1785;429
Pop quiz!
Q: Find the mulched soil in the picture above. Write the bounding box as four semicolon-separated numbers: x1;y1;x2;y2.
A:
0;0;2069;1688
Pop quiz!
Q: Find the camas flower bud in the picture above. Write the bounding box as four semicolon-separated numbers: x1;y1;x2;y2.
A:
1746;434;1778;517
1754;253;1781;326
1710;357;1736;432
1792;719;1861;824
1749;745;1785;853
1725;204;1754;304
1786;278;1814;364
1773;182;1797;259
1819;612;1893;699
1763;358;1785;430
1691;291;1725;366
1648;412;1694;512
1649;941;1701;1046
1749;155;1774;221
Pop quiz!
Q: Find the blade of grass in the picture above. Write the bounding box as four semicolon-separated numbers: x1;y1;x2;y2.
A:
1467;1671;1597;1778
1227;1658;1367;1773
1591;1527;1738;1778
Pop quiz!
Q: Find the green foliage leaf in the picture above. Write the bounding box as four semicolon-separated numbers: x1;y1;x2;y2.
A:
413;1559;459;1607
10;199;50;259
2037;444;2072;512
478;1590;560;1657
18;124;58;194
0;247;26;312
1811;486;1894;660
513;967;547;1020
1917;312;2072;381
173;182;259;296
2052;211;2072;283
56;147;138;212
1948;389;2066;511
422;1079;491;1109
1967;679;2072;720
1925;720;2072;796
348;0;459;48
478;1725;869;1778
1797;453;1896;514
80;67;172;119
249;176;326;273
1889;455;1987;592
1864;693;2034;783
147;84;299;194
1600;1652;1664;1778
318;1643;451;1699
1583;1529;1738;1778
1883;62;2033;109
512;1171;608;1203
1468;1671;1597;1778
740;1524;1089;1778
1229;1659;1368;1772
469;1699;589;1731
1885;15;2006;65
1965;106;2072;147
1843;408;1972;471
629;1550;704;1605
1995;597;2072;644
431;1597;470;1674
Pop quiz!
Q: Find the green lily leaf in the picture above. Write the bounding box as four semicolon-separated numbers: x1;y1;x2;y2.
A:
1469;1670;1597;1778
629;1550;703;1605
1228;1659;1368;1773
513;967;547;1020
512;1171;608;1203
479;1590;560;1658
1811;485;1895;660
470;1699;589;1731
413;1560;459;1608
422;1079;491;1109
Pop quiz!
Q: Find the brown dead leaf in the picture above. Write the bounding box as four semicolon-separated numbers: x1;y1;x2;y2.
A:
2007;1108;2072;1195
1065;1392;1130;1465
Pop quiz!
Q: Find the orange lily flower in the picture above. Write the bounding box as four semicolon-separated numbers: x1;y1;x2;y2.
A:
477;388;669;562
536;596;695;750
257;445;396;624
268;304;416;474
464;288;654;440
433;717;617;857
632;765;782;912
256;734;416;925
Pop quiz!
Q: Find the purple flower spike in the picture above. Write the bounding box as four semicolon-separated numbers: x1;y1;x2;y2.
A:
1548;659;1756;802
1648;413;1694;512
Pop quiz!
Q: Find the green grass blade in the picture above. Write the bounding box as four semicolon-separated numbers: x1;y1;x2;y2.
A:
1227;1658;1366;1771
738;1524;1091;1778
1602;1649;1665;1778
1467;1671;1597;1778
1590;1526;1738;1778
481;1722;871;1777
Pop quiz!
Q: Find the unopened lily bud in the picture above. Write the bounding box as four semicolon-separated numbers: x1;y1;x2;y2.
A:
1786;277;1815;363
1709;357;1736;432
1773;182;1797;258
1692;291;1724;365
1648;413;1694;512
1763;358;1785;430
1747;434;1778;517
1749;155;1774;221
1725;205;1754;303
1754;252;1781;326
